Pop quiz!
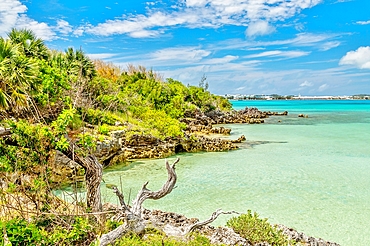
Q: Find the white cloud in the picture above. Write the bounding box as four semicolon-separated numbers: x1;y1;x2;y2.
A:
150;47;211;62
212;33;343;53
203;55;238;65
320;41;340;51
245;50;310;58
0;0;27;36
15;15;56;41
87;53;117;60
55;20;73;35
300;81;313;87
339;46;370;69
318;83;328;92
246;20;275;37
0;0;57;40
356;20;370;25
85;0;323;38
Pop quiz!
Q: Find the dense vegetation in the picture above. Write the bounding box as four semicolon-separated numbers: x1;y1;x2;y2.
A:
0;28;229;245
0;27;231;183
0;29;296;245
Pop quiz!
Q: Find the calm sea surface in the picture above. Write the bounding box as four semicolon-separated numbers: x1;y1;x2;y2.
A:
66;100;370;246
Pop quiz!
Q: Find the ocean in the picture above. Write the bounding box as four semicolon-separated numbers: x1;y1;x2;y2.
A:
97;100;370;245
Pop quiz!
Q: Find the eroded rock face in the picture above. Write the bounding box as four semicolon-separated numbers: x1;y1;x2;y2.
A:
53;107;287;175
93;133;243;166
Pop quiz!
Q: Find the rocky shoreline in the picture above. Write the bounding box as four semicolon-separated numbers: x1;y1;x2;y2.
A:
52;107;283;181
95;107;287;165
103;207;340;246
52;107;286;182
144;209;340;246
53;107;341;245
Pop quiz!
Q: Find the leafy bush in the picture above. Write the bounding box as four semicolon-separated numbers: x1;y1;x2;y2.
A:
0;216;95;246
98;124;110;135
114;230;212;246
0;218;44;245
226;210;295;245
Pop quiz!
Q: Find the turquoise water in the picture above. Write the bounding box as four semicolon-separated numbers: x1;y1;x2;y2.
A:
68;100;370;246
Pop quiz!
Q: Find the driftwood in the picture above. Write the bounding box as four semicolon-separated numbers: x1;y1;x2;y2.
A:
99;158;179;246
186;209;239;234
99;158;239;246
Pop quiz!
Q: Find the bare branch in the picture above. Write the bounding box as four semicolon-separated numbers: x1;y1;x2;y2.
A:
186;209;240;234
99;158;179;246
131;158;179;216
112;186;130;211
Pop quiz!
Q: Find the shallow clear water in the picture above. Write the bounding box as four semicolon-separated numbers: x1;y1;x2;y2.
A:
61;100;370;246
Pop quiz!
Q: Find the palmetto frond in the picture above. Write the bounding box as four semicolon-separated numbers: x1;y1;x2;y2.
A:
10;88;28;108
8;28;49;60
0;88;9;109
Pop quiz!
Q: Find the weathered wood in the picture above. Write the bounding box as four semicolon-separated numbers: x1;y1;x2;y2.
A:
186;209;239;234
112;186;129;211
131;158;179;216
99;158;179;246
62;141;103;215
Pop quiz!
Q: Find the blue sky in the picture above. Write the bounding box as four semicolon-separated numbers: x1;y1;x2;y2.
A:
1;0;370;96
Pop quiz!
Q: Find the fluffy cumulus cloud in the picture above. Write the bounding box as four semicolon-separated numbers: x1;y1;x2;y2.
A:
86;0;323;38
246;20;275;37
55;20;73;35
0;0;27;36
339;46;370;69
0;0;57;40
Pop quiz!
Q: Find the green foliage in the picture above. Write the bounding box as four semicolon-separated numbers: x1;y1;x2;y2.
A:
3;120;53;170
134;108;185;139
84;108;119;126
226;210;295;246
114;230;212;246
45;216;93;245
35;59;69;107
0;216;94;246
51;108;76;136
77;132;97;152
1;218;44;246
98;124;110;135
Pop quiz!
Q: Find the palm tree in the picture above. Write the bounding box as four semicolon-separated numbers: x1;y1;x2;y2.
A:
64;47;96;79
8;28;49;60
63;47;96;108
0;35;39;111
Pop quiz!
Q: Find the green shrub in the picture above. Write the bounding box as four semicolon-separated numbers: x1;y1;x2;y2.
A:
114;230;212;246
0;216;95;246
226;210;295;245
98;124;110;135
0;219;44;246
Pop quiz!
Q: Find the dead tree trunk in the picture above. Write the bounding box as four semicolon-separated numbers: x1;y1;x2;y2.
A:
99;158;179;246
61;140;103;216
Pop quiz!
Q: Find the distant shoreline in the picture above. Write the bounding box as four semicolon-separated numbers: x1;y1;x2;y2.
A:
226;95;369;100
